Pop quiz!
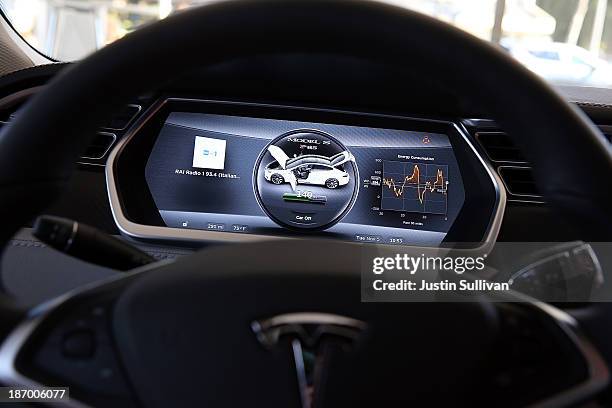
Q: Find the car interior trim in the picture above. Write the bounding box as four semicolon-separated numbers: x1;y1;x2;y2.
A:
79;132;117;160
100;104;142;131
0;260;172;408
498;165;546;201
106;98;506;251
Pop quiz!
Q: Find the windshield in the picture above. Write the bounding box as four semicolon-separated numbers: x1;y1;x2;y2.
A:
1;0;612;88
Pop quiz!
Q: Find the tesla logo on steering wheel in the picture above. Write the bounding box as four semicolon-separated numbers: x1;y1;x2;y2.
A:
251;312;367;408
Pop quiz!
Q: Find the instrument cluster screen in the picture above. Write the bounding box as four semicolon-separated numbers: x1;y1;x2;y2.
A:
144;112;466;245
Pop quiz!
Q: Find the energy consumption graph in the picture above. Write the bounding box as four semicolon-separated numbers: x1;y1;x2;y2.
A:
381;160;449;214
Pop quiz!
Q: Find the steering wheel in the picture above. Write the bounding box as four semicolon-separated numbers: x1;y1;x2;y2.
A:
0;1;611;406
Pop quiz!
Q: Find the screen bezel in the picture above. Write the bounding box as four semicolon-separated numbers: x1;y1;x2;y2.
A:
111;98;500;245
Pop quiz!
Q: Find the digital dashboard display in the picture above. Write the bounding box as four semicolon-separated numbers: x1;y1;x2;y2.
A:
144;111;466;245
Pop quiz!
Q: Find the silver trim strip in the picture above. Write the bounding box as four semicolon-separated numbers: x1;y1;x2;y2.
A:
100;104;142;131
497;165;545;201
106;98;505;252
474;131;529;165
76;162;106;168
454;121;505;254
507;198;546;205
80;131;117;160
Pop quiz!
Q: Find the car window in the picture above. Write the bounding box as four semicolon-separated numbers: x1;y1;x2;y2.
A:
528;50;560;61
312;164;332;170
1;0;612;88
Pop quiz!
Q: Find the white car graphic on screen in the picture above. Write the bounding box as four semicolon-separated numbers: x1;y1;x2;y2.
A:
264;145;354;190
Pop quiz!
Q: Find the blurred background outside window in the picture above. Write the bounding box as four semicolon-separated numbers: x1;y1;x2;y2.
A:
1;0;612;87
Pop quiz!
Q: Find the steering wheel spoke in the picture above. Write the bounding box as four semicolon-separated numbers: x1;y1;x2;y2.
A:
0;275;139;407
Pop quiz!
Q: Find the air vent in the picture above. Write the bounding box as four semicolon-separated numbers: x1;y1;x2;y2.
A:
476;132;527;163
102;104;141;130
1;104;137;164
81;132;116;160
498;166;541;198
0;123;116;162
0;104;141;132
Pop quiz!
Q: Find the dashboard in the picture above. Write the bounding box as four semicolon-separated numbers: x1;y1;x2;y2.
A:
0;63;610;251
109;99;501;247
